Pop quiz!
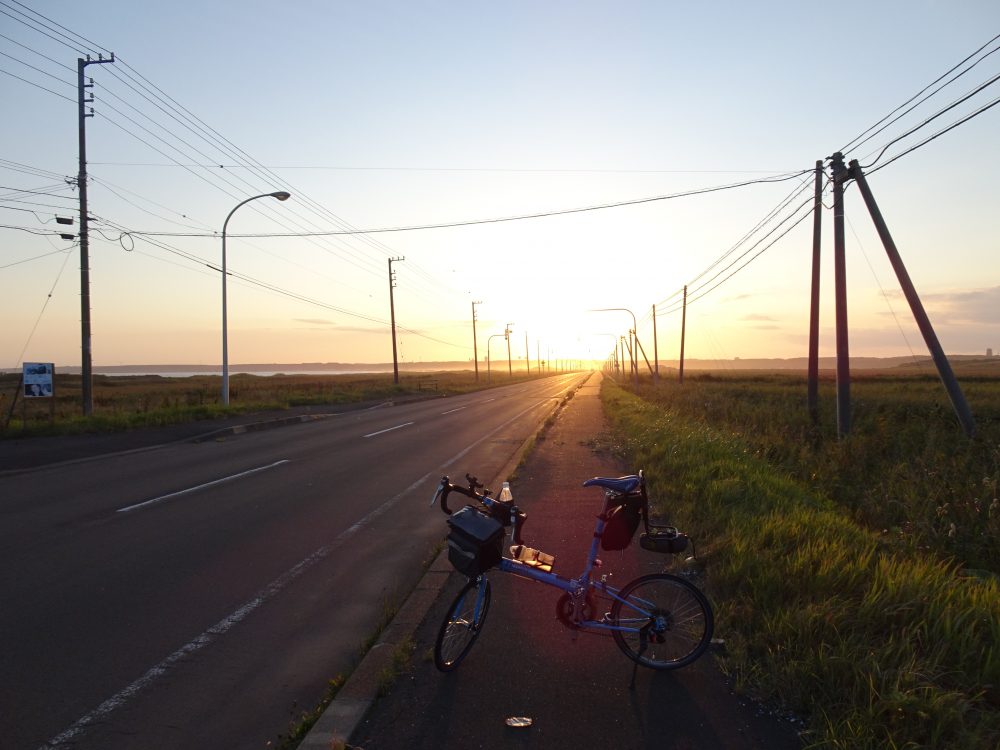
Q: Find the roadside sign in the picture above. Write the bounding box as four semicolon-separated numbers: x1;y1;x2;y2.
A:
23;362;54;398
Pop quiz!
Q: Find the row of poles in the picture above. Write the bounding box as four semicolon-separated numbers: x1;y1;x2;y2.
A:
69;54;976;436
601;153;976;438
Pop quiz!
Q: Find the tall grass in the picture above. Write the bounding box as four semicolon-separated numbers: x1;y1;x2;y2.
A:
632;372;1000;572
602;377;999;749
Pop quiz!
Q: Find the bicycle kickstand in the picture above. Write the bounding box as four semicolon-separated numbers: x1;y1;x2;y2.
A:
629;622;651;690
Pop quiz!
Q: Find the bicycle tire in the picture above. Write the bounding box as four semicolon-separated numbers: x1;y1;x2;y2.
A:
610;573;713;669
433;576;492;672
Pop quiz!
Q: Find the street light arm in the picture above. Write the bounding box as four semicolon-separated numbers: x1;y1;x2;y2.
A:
223;191;291;235
588;307;636;332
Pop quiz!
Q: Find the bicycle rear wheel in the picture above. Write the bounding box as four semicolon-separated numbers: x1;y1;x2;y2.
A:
611;573;713;669
433;576;492;672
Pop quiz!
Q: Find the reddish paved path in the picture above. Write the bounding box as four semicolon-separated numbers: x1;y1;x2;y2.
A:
352;372;803;749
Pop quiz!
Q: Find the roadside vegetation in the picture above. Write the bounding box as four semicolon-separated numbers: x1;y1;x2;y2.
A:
601;372;999;749
0;370;554;438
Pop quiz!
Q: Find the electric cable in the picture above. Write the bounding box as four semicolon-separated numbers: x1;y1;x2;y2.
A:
0;31;76;72
115;170;815;239
0;65;75;102
8;0;110;57
861;71;1000;169
0;4;88;56
92;215;459;345
867;93;1000;174
0;246;71;269
0;158;68;181
11;235;75;368
0;48;75;87
839;31;1000;154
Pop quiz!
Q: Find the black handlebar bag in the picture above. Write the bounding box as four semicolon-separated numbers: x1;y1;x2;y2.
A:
446;506;504;577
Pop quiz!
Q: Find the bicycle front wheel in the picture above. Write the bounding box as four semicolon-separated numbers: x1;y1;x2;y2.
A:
611;573;713;670
433;576;492;672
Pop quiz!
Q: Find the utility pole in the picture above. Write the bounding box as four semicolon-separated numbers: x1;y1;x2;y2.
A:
525;331;530;374
77;53;115;416
471;300;482;382
505;323;513;376
808;160;823;425
679;285;687;385
388;256;404;384
652;304;659;384
831;152;851;437
849;159;975;437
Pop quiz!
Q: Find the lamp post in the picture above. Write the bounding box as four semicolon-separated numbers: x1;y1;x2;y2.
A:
487;333;506;385
505;322;514;376
590;307;639;388
222;191;291;405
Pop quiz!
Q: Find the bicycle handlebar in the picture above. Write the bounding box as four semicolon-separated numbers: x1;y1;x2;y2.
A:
431;474;526;545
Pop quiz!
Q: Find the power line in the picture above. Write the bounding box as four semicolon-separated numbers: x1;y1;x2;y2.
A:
0;158;68;181
861;70;1000;169
0;48;75;87
0;30;75;71
868;93;1000;175
0;4;88;55
8;0;110;56
839;31;1000;154
104;58;400;281
116;170;815;239
0;65;76;102
85;161;802;175
0;222;73;236
0;184;76;198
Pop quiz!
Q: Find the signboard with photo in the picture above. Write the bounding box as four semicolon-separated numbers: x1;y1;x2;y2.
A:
23;362;54;398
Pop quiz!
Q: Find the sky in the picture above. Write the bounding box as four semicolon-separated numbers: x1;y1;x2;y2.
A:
2;0;999;369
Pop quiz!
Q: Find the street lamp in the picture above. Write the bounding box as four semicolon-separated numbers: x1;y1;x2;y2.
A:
222;191;291;405
504;322;514;377
590;307;639;388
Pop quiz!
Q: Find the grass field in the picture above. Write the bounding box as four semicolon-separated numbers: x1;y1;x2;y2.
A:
0;370;549;437
601;372;999;749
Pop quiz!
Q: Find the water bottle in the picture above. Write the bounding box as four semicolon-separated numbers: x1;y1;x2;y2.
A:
499;481;513;503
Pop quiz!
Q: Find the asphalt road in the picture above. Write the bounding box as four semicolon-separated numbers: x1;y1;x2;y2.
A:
0;373;586;749
351;372;804;750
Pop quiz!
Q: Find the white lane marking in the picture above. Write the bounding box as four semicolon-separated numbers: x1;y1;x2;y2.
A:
441;406;466;415
44;395;555;749
115;460;291;514
42;470;434;750
363;421;414;438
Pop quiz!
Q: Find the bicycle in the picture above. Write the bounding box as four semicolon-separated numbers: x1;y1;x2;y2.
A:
429;471;714;682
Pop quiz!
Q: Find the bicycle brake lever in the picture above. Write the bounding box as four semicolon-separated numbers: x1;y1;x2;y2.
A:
430;477;448;507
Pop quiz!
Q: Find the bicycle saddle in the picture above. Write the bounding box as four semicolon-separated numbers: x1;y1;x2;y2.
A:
582;475;641;494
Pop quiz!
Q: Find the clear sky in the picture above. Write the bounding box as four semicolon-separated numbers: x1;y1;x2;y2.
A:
2;0;998;369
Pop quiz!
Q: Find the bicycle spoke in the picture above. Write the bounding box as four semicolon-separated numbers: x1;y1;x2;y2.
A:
610;574;713;670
